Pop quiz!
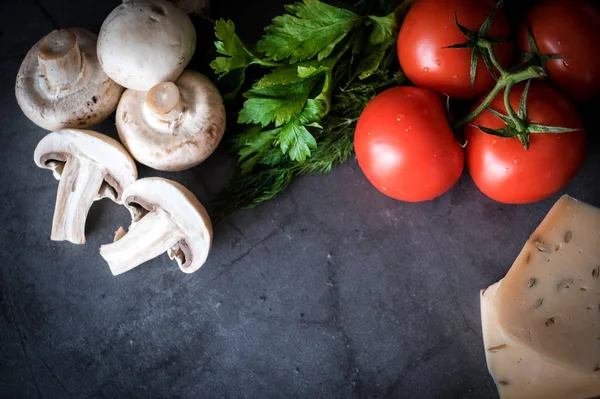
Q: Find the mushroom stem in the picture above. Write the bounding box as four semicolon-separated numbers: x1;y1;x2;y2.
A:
51;157;104;244
100;208;182;275
142;82;185;133
38;29;84;91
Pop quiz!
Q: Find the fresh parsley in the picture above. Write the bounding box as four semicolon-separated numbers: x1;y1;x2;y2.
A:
209;0;413;221
256;0;363;62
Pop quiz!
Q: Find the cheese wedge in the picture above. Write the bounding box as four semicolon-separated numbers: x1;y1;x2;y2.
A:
481;281;600;399
495;195;600;372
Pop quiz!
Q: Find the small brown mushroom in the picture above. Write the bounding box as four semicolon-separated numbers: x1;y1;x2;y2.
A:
34;129;137;244
98;0;196;91
100;177;212;275
15;29;123;131
116;71;225;171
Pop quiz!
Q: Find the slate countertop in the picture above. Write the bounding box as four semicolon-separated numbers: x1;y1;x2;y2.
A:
1;0;599;398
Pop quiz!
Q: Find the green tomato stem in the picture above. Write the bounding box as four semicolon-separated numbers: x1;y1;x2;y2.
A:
452;66;544;130
453;81;504;130
482;41;507;77
503;80;526;133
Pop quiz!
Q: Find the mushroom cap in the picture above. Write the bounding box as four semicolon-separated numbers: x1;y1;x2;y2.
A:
116;71;226;171
34;129;138;201
98;0;196;91
122;177;212;273
15;28;124;131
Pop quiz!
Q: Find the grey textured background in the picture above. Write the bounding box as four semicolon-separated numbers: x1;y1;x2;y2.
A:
1;0;599;398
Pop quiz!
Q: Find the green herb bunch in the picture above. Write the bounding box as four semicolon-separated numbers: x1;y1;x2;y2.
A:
209;0;412;221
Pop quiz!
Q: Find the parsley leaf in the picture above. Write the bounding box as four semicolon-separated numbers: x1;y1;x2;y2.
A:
279;120;317;163
210;19;255;77
238;68;327;127
354;38;395;79
237;126;280;176
256;0;363;63
296;98;326;126
368;13;398;45
238;66;330;164
237;126;277;161
254;61;324;87
354;2;413;79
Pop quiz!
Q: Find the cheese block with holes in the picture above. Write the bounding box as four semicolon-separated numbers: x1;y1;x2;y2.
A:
482;281;600;399
495;195;600;372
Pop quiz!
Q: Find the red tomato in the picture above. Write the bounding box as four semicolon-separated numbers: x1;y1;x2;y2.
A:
519;0;600;102
397;0;513;99
354;86;464;202
465;83;586;204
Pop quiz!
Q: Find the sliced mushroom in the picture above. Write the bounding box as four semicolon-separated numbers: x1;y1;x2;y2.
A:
116;71;225;171
100;177;212;275
34;129;138;244
15;28;124;131
98;0;196;91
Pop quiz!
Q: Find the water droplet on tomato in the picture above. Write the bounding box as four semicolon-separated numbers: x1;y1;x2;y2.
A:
405;94;412;100
435;60;441;66
382;187;387;191
513;158;520;164
563;59;569;67
443;25;447;29
423;67;430;72
557;41;562;47
396;113;405;121
452;74;458;79
491;139;498;145
406;125;412;131
503;167;509;173
367;132;371;136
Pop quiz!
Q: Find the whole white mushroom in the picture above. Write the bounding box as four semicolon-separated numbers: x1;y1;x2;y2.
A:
15;28;124;131
98;0;196;91
116;70;225;171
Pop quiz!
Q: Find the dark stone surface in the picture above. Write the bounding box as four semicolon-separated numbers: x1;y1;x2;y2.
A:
1;0;599;398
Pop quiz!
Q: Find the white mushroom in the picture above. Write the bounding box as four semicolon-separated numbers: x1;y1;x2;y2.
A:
15;28;124;131
34;129;138;244
116;70;225;171
98;0;196;91
100;177;212;275
123;0;211;16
